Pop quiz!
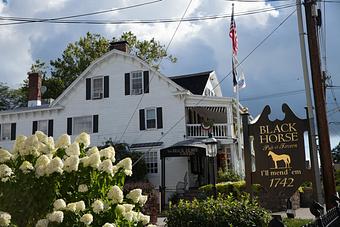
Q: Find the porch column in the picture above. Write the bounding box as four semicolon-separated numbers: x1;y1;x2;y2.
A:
160;157;166;211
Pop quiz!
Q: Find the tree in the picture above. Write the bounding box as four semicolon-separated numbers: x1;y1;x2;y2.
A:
0;83;26;110
28;31;176;100
332;142;340;164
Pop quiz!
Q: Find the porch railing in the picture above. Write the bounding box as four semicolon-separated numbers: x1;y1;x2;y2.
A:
186;123;233;139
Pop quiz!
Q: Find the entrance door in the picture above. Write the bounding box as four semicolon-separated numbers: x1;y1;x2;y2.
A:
189;156;209;187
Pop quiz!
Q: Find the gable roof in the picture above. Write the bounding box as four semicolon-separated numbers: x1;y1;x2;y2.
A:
169;71;213;95
51;49;186;107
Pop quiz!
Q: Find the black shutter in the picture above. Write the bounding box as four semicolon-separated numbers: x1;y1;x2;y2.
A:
143;71;149;93
86;78;91;100
157;107;163;129
67;118;72;135
93;115;98;133
125;73;130;95
11;123;16;140
104;76;109;98
48;120;54;137
32;121;38;134
0;125;1;139
139;109;145;130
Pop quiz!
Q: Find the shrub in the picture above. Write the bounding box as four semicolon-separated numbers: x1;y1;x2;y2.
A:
166;194;271;227
102;141;148;182
124;181;159;223
217;168;241;183
0;131;155;227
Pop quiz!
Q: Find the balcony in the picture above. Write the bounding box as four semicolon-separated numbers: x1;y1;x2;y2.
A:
186;123;233;139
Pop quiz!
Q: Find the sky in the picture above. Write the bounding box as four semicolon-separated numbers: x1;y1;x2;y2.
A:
0;0;339;148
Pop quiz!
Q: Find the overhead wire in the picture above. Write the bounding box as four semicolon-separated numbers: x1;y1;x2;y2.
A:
128;9;297;158
120;0;194;144
0;0;163;26
0;3;297;26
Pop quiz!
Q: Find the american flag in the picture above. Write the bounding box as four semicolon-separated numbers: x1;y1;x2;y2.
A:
229;4;238;56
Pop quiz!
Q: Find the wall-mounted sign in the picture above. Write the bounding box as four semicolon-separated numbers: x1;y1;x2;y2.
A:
246;104;311;200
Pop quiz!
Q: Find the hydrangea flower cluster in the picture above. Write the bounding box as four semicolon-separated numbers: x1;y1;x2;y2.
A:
0;131;155;226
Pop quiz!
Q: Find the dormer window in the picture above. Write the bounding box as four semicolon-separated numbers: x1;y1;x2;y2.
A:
125;71;149;95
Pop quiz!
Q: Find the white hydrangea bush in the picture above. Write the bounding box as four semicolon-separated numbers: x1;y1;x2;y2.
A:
0;131;155;227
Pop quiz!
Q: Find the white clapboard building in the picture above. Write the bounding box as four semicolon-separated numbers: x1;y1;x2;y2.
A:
0;41;245;205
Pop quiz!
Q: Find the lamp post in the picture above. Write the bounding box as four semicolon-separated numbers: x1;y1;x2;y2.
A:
204;134;218;198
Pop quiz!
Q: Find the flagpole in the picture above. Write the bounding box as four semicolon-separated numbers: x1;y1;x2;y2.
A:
236;79;243;175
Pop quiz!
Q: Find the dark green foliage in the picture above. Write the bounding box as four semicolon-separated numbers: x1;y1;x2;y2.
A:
101;140;148;182
166;195;271;227
0;82;27;110
124;181;159;222
199;181;261;199
335;170;340;192
332;142;340;164
217;168;242;183
283;218;312;227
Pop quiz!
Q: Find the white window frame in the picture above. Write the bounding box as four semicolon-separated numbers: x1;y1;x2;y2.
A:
37;120;48;135
92;76;104;99
130;71;143;95
1;123;11;141
73;116;92;135
145;107;156;129
142;149;158;174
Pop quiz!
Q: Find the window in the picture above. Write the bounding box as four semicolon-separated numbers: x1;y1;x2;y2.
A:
0;123;16;141
142;150;158;173
139;107;163;130
38;120;48;134
92;77;103;99
1;123;11;140
146;108;156;129
204;88;215;96
73;116;93;135
86;76;109;100
131;71;143;95
125;71;149;95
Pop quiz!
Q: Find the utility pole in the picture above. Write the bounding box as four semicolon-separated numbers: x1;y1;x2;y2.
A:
296;0;322;204
304;0;336;210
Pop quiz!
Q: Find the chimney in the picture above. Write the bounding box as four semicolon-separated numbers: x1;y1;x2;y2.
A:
27;72;42;107
109;41;129;53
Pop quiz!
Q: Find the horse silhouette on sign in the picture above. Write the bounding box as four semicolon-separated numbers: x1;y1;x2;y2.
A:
268;151;291;169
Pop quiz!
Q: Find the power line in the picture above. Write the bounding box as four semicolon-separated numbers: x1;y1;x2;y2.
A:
240;89;305;101
131;9;296;151
120;0;194;142
0;3;297;26
0;0;163;26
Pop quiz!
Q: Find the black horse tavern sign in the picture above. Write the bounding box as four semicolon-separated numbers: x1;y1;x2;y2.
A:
243;104;312;202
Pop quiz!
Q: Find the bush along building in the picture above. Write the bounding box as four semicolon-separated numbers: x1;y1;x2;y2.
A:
0;41;246;206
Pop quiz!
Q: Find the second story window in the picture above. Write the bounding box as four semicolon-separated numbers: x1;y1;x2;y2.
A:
146;108;156;129
92;77;103;99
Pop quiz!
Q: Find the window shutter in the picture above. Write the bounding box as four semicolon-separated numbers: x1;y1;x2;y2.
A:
157;107;163;129
86;78;91;100
11;123;16;140
32;121;38;134
139;109;145;130
143;71;149;93
125;73;130;95
93;115;99;133
48;120;54;137
67;118;72;135
104;76;109;98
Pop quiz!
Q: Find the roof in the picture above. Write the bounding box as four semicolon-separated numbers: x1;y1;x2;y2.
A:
130;142;163;148
169;71;213;95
